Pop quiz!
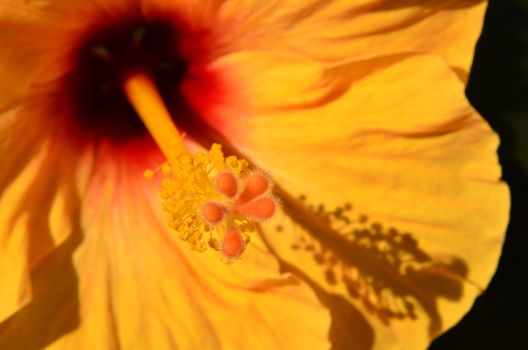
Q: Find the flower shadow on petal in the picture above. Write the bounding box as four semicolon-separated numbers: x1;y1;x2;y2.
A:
271;188;469;341
275;255;376;350
0;227;83;350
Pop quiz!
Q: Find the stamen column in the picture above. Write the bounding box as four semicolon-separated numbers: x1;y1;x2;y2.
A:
123;72;185;156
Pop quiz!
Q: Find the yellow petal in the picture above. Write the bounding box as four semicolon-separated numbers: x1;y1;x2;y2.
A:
210;51;509;349
216;0;486;75
0;108;81;322
0;87;97;323
1;0;485;97
324;0;486;77
0;143;330;349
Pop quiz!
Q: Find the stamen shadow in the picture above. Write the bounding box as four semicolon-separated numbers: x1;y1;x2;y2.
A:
273;188;469;347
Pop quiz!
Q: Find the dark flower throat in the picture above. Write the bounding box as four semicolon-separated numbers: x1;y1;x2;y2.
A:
66;19;188;142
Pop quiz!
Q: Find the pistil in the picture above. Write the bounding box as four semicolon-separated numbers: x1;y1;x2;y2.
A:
121;72;278;262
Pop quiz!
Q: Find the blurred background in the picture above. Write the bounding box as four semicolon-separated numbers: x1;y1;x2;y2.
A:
430;0;528;348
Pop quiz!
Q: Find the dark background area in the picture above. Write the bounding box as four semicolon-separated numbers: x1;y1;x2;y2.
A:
430;0;528;349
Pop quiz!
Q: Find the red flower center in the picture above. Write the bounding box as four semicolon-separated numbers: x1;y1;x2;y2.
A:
49;14;222;148
66;18;187;142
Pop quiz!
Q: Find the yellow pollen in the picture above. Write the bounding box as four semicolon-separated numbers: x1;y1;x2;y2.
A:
159;143;259;258
144;169;154;179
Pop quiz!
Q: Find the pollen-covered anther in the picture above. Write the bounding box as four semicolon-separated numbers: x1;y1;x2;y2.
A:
237;173;270;204
202;201;227;225
220;227;245;261
157;142;276;262
215;171;238;198
236;196;277;220
144;169;154;179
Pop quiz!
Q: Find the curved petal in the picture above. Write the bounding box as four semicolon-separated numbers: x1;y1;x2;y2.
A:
0;140;330;349
1;0;487;100
0;122;36;320
0;104;85;322
216;0;486;74
209;51;509;349
1;0;485;97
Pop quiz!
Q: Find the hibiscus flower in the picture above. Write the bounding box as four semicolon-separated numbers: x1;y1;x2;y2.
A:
0;1;509;349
